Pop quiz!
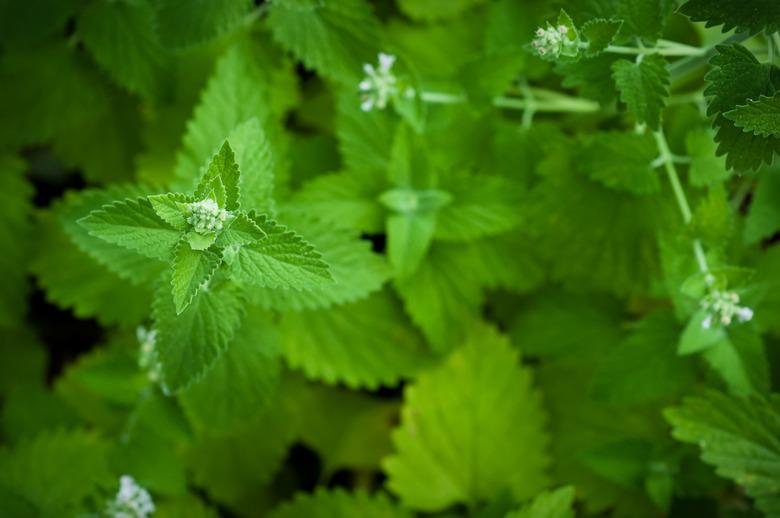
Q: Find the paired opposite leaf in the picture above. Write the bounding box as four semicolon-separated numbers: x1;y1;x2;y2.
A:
612;53;669;130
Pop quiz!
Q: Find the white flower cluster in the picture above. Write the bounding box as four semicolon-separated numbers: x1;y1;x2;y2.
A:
187;198;228;234
359;53;399;112
700;290;754;329
531;25;579;59
106;475;155;518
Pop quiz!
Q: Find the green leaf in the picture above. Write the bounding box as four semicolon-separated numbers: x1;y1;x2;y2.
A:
279;290;432;389
180;308;281;433
228;215;332;290
383;325;549;511
153;275;245;393
268;0;381;84
186;402;293;511
590;311;696;405
578;131;660;194
666;390;780;516
509;289;624;359
148;193;192;231
704;44;780;171
395;242;484;351
227;117;277;214
0;156;32;328
685;128;731;187
0;44;140;183
557;54;620;106
397;0;485;21
506;486;576;518
701;326;769;396
0;0;77;49
582;19;622;57
59;185;165;284
457;52;525;106
386;213;437;279
173;41;284;194
215;212;266;248
270;488;411;518
291;169;387;234
79;197;181;262
171;241;222;314
246;217;389;311
434;172;525;240
195;141;241;210
612;54;669;130
0;429;111;516
745;172;780;244
78;0;167;97
725;93;780;138
155;0;252;48
32;210;153;327
678;310;728;355
615;0;672;42
679;0;780;35
289;382;398;475
336;92;397;175
530;142;669;296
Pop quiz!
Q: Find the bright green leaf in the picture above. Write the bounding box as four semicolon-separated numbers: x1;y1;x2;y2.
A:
79;197;181;262
383;325;549;511
171;241;222;314
153;275;245;393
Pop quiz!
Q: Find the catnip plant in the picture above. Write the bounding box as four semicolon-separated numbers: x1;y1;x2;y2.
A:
2;0;780;517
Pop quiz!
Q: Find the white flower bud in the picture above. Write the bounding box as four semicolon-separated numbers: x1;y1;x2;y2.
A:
187;198;229;235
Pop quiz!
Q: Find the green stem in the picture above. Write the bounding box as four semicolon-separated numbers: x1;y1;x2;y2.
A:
654;129;710;274
418;91;465;104
492;95;599;113
604;44;705;57
420;89;600;113
654;129;692;223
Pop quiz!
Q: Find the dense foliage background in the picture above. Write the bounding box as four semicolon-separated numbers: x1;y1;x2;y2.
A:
2;0;780;516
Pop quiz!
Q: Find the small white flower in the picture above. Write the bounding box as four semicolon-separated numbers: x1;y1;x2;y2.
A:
700;289;754;329
106;475;155;518
358;52;400;112
187;198;229;235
